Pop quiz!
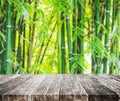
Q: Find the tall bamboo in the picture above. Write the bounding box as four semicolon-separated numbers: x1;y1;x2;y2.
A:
109;0;116;74
72;0;77;73
61;12;66;74
6;2;12;74
40;22;57;64
72;0;77;54
95;0;101;74
91;0;96;73
57;12;61;74
77;0;84;73
103;0;110;73
17;18;23;68
28;0;38;67
66;14;72;73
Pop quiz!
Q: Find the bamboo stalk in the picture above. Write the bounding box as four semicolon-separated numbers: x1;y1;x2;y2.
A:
72;0;77;54
61;12;66;74
66;14;72;73
23;22;26;68
103;0;110;73
77;0;84;74
28;0;38;68
91;0;96;73
72;0;77;73
6;2;12;74
40;22;57;64
95;0;101;74
57;12;61;74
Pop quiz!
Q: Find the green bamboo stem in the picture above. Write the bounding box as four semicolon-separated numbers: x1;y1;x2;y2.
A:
72;0;77;54
95;0;101;74
61;12;66;74
17;18;23;68
77;0;84;74
38;15;55;64
57;12;61;74
91;0;96;73
23;23;26;68
72;0;77;73
103;0;110;73
40;22;57;64
109;0;116;74
6;2;12;74
66;14;72;73
28;0;38;67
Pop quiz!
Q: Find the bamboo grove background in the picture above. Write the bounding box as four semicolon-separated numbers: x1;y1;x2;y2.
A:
0;0;120;74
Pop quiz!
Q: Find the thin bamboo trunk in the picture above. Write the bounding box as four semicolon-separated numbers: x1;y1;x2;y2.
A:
95;0;101;74
61;12;66;74
28;0;38;68
23;23;26;68
72;0;77;73
6;2;12;74
17;18;23;68
40;22;57;64
57;12;61;74
66;14;72;73
72;0;77;54
103;0;110;73
77;0;84;74
109;0;116;74
91;0;96;73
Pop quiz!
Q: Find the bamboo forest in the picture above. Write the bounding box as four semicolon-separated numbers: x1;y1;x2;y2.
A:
0;0;120;74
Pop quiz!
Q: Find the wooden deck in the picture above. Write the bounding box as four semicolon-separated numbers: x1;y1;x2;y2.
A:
0;74;120;101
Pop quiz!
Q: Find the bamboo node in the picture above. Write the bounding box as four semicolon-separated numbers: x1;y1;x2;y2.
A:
105;43;109;47
6;58;11;63
69;52;72;54
96;21;100;24
66;16;69;19
6;25;12;28
106;10;110;13
61;47;65;49
96;55;100;58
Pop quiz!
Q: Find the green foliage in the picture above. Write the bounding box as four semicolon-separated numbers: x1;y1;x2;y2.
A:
87;36;106;57
0;0;120;74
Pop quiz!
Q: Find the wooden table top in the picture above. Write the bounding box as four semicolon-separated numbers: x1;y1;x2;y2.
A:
0;74;120;101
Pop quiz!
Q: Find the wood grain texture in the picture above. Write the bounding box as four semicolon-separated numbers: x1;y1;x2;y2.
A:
0;75;31;101
3;75;46;101
0;74;120;101
110;75;120;81
59;74;88;101
32;75;61;101
0;75;19;84
77;74;118;101
94;75;120;100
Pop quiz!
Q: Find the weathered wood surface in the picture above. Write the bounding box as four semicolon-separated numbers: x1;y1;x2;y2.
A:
0;75;120;101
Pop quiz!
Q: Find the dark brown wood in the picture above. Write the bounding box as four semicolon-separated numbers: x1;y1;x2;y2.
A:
77;74;118;101
0;75;120;101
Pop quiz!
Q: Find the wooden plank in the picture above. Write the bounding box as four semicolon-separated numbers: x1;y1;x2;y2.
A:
32;75;58;101
77;74;118;101
0;75;19;84
110;75;120;81
94;75;120;100
3;75;46;101
0;75;31;101
60;74;88;101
